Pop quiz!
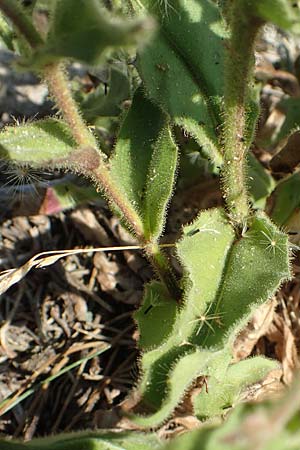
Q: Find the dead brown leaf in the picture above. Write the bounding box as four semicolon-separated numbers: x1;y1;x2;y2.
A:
94;252;119;292
266;314;300;384
70;208;113;246
233;298;277;361
239;368;284;404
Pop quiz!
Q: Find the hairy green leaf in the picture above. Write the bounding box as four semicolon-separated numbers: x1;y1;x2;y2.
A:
38;182;102;215
81;68;131;122
0;11;15;50
270;172;300;227
164;406;299;450
196;212;290;349
136;0;227;165
132;209;234;425
248;0;300;33
110;88;178;241
135;281;177;351
0;119;76;165
274;98;300;145
133;349;215;428
133;209;290;426
248;154;276;209
194;356;278;419
0;431;162;450
28;0;154;66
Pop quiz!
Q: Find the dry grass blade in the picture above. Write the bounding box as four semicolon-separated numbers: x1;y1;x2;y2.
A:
0;244;175;295
0;244;172;296
0;344;110;416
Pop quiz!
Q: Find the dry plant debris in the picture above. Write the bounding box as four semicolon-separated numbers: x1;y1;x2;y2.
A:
0;207;150;437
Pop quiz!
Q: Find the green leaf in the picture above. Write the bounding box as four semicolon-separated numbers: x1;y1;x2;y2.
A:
135;281;177;351
81;68;131;122
248;0;300;33
133;209;235;425
165;378;300;450
0;118;76;165
0;12;15;50
163;404;297;450
270;130;300;175
273;98;300;145
270;172;300;227
136;0;227;166
133;349;216;428
109;88;178;241
227;1;300;34
194;356;278;419
0;431;162;450
197;212;290;349
38;182;102;215
247;153;275;209
28;0;154;66
133;209;290;427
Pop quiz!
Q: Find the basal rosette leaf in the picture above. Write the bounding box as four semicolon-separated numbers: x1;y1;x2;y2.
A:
109;88;178;241
192;212;290;350
133;349;217;428
133;209;234;425
136;208;234;388
133;209;290;427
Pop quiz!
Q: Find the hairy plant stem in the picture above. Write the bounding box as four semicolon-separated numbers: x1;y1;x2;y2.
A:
42;64;145;238
93;166;145;239
44;64;180;298
145;243;181;300
0;0;180;300
222;7;262;227
43;63;99;150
